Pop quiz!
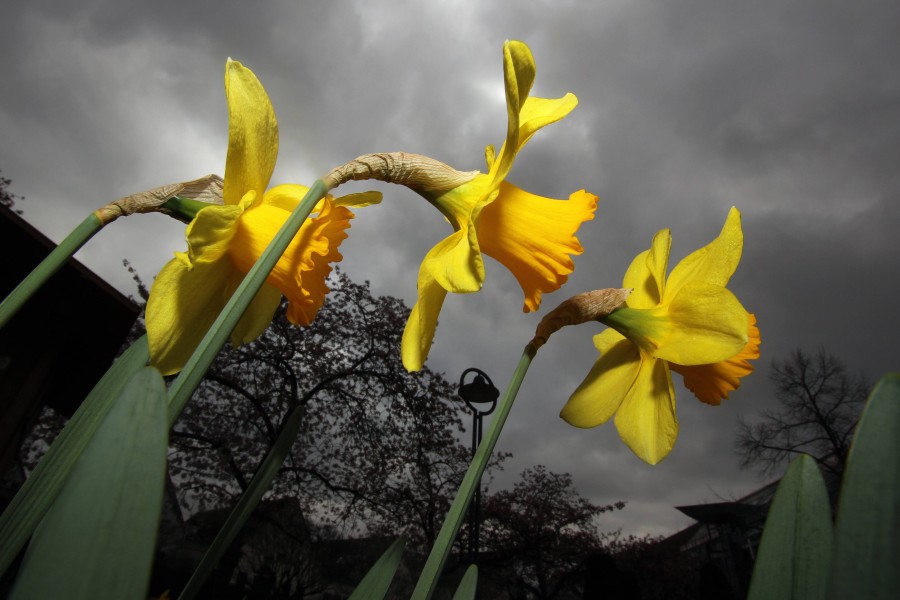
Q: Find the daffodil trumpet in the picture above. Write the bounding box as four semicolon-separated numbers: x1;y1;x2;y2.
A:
324;40;599;373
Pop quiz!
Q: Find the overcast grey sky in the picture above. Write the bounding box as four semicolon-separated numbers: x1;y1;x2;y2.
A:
2;0;898;537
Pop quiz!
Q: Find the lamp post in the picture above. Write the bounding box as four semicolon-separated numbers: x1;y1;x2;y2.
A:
458;367;499;563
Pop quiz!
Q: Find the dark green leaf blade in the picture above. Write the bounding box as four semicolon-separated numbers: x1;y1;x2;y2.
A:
9;366;168;600
828;373;900;600
0;335;150;576
451;565;478;600
747;454;833;600
347;536;407;600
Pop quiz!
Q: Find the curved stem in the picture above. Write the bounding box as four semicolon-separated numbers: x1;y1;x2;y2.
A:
0;213;102;331
412;344;537;600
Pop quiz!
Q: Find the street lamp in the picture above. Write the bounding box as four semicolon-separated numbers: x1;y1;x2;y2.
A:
458;368;499;563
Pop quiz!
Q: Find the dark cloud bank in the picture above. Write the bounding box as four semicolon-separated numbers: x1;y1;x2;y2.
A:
2;0;898;536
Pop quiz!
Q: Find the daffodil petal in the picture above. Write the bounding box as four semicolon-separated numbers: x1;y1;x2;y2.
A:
561;330;638;428
402;271;448;372
484;144;496;171
654;282;749;365
222;59;278;206
504;40;535;135
478;184;597;312
594;327;627;352
146;254;241;376
146;201;246;375
331;191;383;208
491;41;577;186
666;207;743;301
311;191;384;214
671;313;761;404
517;94;578;150
614;357;677;465
262;184;381;215
621;250;651;303
420;222;485;294
623;229;670;309
182;204;244;266
263;184;309;212
605;280;748;366
230;283;283;346
490;40;536;183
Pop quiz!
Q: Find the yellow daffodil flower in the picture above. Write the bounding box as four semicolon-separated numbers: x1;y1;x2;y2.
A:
560;207;760;464
402;40;598;371
146;60;380;375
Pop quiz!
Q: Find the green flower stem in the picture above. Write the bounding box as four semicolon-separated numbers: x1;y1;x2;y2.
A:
411;344;537;600
166;180;328;425
177;403;307;600
0;213;102;331
160;195;208;223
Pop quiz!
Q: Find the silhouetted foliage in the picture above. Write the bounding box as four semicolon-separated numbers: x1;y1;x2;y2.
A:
233;499;326;598
480;466;625;600
601;533;701;600
0;170;24;214
735;348;869;479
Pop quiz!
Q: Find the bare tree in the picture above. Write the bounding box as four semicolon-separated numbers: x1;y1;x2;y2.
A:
164;269;507;550
735;348;869;479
